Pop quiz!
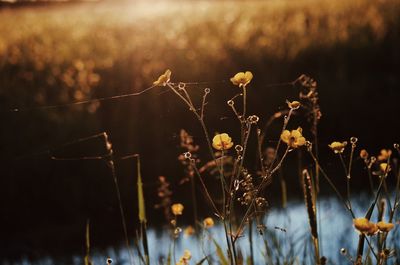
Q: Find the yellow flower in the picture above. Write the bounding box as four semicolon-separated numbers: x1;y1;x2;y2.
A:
184;225;195;236
377;221;395;232
353;218;378;236
176;250;192;265
203;217;214;228
212;133;234;150
378;149;392;161
380;163;391;173
230;71;253;87
171;203;184;215
182;250;191;260
153;69;171;86
280;127;306;149
328;141;347;154
287;100;301;110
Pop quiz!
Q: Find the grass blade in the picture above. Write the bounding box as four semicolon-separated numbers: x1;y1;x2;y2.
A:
136;155;149;265
137;155;146;223
213;239;229;265
84;219;91;265
302;169;319;264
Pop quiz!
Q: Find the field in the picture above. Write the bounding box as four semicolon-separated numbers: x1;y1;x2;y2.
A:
1;0;400;264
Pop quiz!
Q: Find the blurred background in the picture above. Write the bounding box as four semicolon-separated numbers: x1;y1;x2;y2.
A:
0;0;399;263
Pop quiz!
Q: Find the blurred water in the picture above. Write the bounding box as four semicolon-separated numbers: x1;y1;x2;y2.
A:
4;195;399;265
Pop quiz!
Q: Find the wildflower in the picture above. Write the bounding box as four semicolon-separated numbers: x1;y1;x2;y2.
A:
176;250;192;265
184;225;195;236
212;133;234;150
182;250;191;260
171;203;184;215
328;141;347;154
287;100;301;110
153;69;171;86
203;217;214;228
380;163;391;173
378;149;392;161
360;149;369;160
377;221;395;232
372;163;391;176
230;71;253;87
280;127;306;149
353;218;378;235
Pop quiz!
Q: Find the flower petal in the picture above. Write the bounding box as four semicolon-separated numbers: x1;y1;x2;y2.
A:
280;130;291;144
244;71;253;83
296;136;306;147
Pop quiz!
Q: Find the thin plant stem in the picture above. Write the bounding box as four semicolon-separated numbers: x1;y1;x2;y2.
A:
367;166;375;195
107;159;135;265
191;161;221;216
173;218;177;265
348;142;355;180
221;150;235;265
308;151;354;217
233;147;290;243
256;127;266;176
167;83;225;198
347;142;356;206
339;153;352;210
242;86;247;120
249;220;255;265
178;85;194;107
200;88;210;120
230;124;252;248
190;175;199;231
268;109;293;172
167;82;235;262
356;172;387;262
140;222;149;265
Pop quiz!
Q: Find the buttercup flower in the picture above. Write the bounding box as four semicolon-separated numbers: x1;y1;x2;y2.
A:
353;218;378;236
280;127;306;149
212;133;234;150
176;250;192;265
184;226;195;236
328;141;347;154
379;163;391;173
153;69;171;86
287;100;301;110
203;217;214;228
378;149;392;161
171;203;184;215
182;250;191;260
377;221;395;232
230;71;253;87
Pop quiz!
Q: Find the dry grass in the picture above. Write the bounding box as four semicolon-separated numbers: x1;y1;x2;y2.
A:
0;0;398;111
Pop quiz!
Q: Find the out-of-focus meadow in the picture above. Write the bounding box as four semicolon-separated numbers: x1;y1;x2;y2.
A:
1;0;400;263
